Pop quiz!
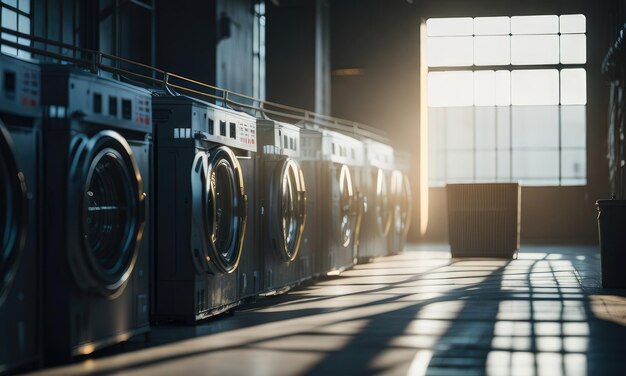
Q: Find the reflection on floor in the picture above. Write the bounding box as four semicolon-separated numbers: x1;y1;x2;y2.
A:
32;244;626;375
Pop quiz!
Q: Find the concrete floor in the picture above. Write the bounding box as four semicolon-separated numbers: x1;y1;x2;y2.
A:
32;244;626;375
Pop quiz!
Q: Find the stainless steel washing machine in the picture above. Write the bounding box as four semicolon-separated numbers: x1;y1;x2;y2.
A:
41;66;152;364
299;127;364;276
256;119;306;293
356;139;394;262
152;95;256;322
0;53;41;374
388;152;412;255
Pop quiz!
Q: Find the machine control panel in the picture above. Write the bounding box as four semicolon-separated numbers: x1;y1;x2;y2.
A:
256;118;300;158
209;104;257;152
0;53;40;117
41;66;152;133
300;126;365;166
364;139;395;170
162;98;257;153
393;150;411;173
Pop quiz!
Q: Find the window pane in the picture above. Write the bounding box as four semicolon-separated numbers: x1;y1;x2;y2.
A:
495;70;511;106
18;0;30;13
519;178;561;186
427;36;473;67
475;106;496;149
512;150;559;179
448;151;474;180
561;178;586;186
429;150;446;186
445;107;474;150
496;106;511;148
560;69;586;105
511;35;559;65
560;34;586;64
512;106;559;148
511;15;559;34
3;0;18;8
474;17;510;35
428;107;446;151
2;7;17;30
560;14;585;34
511;69;559;105
474;70;496;106
561;149;586;179
428;71;474;107
476;150;496;179
427;18;473;36
497;150;511;180
0;38;17;55
18;14;29;33
561;106;586;148
474;35;510;66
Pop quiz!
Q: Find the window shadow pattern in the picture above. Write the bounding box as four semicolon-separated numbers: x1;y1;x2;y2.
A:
34;245;626;376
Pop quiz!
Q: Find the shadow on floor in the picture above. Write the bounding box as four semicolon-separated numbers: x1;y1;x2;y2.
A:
37;245;626;376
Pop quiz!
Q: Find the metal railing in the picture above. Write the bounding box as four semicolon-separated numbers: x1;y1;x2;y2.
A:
0;27;388;143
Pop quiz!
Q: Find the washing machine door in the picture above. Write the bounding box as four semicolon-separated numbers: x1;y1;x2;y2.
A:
68;130;146;298
391;171;413;236
193;146;246;274
0;121;27;305
373;168;392;237
269;158;306;262
335;164;356;248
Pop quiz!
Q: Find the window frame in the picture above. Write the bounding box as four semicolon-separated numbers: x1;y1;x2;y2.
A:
425;14;587;188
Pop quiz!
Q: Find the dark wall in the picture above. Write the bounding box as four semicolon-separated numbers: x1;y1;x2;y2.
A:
331;0;611;244
156;0;257;96
331;0;420;151
266;0;317;110
155;0;217;86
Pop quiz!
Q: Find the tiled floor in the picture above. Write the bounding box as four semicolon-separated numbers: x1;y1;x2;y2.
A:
32;244;626;375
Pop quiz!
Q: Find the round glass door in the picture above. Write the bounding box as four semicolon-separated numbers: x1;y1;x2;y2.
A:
391;170;412;236
338;164;355;248
0;122;27;305
400;173;413;236
373;168;391;237
270;158;306;261
205;146;246;274
71;130;145;297
83;149;137;288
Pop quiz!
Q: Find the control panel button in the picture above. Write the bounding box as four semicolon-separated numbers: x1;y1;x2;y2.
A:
93;93;102;114
122;98;132;120
109;96;118;116
230;122;236;139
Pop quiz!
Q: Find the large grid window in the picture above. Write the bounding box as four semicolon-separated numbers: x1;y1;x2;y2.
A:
427;15;586;187
0;0;31;58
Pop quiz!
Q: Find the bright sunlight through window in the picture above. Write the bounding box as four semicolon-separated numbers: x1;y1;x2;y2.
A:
426;15;586;187
0;0;31;58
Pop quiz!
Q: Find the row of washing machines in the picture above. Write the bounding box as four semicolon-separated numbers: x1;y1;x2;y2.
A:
0;53;412;372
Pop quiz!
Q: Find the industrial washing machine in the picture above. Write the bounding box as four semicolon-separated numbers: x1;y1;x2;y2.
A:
0;53;41;374
299;127;364;276
356;139;394;262
41;66;152;364
256;118;307;293
388;152;412;255
152;95;256;322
